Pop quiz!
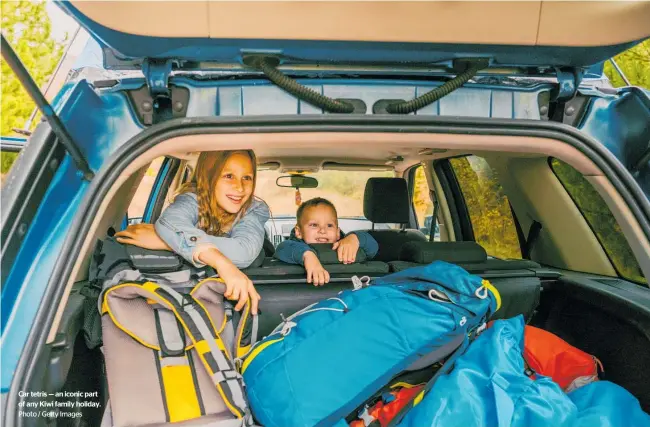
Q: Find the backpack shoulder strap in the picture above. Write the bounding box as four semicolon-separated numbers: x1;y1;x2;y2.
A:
151;282;253;424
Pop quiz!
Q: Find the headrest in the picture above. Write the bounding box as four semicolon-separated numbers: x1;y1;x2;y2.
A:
363;178;410;224
399;241;487;264
308;243;368;264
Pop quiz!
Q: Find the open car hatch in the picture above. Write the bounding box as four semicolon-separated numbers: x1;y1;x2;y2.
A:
58;1;649;70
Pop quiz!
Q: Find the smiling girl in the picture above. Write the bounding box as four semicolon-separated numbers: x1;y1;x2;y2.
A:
115;150;269;314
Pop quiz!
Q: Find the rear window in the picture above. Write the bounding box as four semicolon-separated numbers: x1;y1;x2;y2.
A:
450;156;522;260
127;157;164;224
255;169;394;234
550;158;646;285
411;165;437;241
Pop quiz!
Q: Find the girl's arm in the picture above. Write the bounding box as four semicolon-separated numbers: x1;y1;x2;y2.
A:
154;194;270;268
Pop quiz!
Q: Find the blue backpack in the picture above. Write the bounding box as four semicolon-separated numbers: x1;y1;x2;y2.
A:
240;261;500;427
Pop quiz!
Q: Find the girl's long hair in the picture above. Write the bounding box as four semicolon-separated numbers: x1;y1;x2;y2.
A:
178;150;257;236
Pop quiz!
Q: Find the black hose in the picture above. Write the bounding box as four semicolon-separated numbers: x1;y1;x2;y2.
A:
385;60;489;114
252;57;355;113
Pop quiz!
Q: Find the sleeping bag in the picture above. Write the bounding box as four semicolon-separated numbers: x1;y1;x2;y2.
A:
240;261;500;427
397;316;650;427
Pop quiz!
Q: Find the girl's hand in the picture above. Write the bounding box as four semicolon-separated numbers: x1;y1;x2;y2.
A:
303;251;330;286
217;260;261;314
115;224;172;251
332;233;360;264
198;247;261;315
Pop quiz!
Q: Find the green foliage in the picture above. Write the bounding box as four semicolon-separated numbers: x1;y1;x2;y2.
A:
1;151;19;174
1;0;65;136
412;166;433;226
551;159;646;284
604;39;650;89
450;157;521;260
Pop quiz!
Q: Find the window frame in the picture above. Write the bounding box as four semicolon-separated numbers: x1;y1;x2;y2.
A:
144;157;180;224
406;163;423;230
549;157;647;286
434;159;474;241
407;163;438;239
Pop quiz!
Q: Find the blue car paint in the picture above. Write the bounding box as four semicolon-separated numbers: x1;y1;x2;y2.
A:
0;136;27;145
579;88;650;171
1;80;142;391
1;73;649;393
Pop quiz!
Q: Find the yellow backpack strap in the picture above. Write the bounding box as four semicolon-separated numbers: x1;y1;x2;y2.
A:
153;308;203;423
482;279;502;312
151;283;252;424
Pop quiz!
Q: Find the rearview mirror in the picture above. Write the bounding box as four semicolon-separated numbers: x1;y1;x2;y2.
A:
276;175;319;189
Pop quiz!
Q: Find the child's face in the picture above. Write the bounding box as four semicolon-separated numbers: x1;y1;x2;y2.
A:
215;152;255;214
295;205;340;244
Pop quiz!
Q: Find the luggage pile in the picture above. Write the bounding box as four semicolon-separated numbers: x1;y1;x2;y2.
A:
90;239;649;427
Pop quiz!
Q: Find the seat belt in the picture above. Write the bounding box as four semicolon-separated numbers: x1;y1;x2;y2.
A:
429;191;440;243
522;221;543;259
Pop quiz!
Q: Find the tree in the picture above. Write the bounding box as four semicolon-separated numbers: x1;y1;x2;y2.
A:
1;0;65;137
604;39;650;89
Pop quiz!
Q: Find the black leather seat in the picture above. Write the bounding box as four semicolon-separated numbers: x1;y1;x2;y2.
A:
362;177;427;261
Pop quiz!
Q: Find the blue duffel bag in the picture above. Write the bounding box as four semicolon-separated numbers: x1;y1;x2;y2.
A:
240;261;500;427
396;316;650;427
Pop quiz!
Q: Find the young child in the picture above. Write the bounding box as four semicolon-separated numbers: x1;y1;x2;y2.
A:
274;197;379;286
116;150;268;314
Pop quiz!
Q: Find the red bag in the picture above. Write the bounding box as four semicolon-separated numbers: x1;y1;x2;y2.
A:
523;325;603;392
350;384;424;427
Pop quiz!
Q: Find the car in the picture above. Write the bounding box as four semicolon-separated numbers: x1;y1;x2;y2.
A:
0;136;25;186
1;1;649;426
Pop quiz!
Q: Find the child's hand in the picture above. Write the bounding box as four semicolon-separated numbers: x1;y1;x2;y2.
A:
218;260;261;314
115;224;172;251
333;234;359;264
303;251;330;286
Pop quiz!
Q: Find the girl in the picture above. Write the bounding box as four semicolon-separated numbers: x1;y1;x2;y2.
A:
115;150;269;315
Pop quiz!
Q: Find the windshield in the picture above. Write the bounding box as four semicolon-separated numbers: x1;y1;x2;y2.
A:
256;169;396;243
256;170;394;218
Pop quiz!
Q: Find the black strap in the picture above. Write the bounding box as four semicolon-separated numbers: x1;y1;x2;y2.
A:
522;221;543;259
429;194;439;243
386;337;470;427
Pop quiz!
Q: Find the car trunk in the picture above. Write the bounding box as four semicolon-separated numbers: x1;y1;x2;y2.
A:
50;266;649;427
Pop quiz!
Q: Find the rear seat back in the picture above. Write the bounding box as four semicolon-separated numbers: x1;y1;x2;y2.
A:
389;240;542;322
362;178;427;261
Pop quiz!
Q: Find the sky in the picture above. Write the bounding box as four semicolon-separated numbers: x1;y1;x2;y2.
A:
45;1;80;42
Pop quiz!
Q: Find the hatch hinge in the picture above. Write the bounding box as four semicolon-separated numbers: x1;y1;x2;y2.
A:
552;67;583;102
138;59;189;125
548;67;584;122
